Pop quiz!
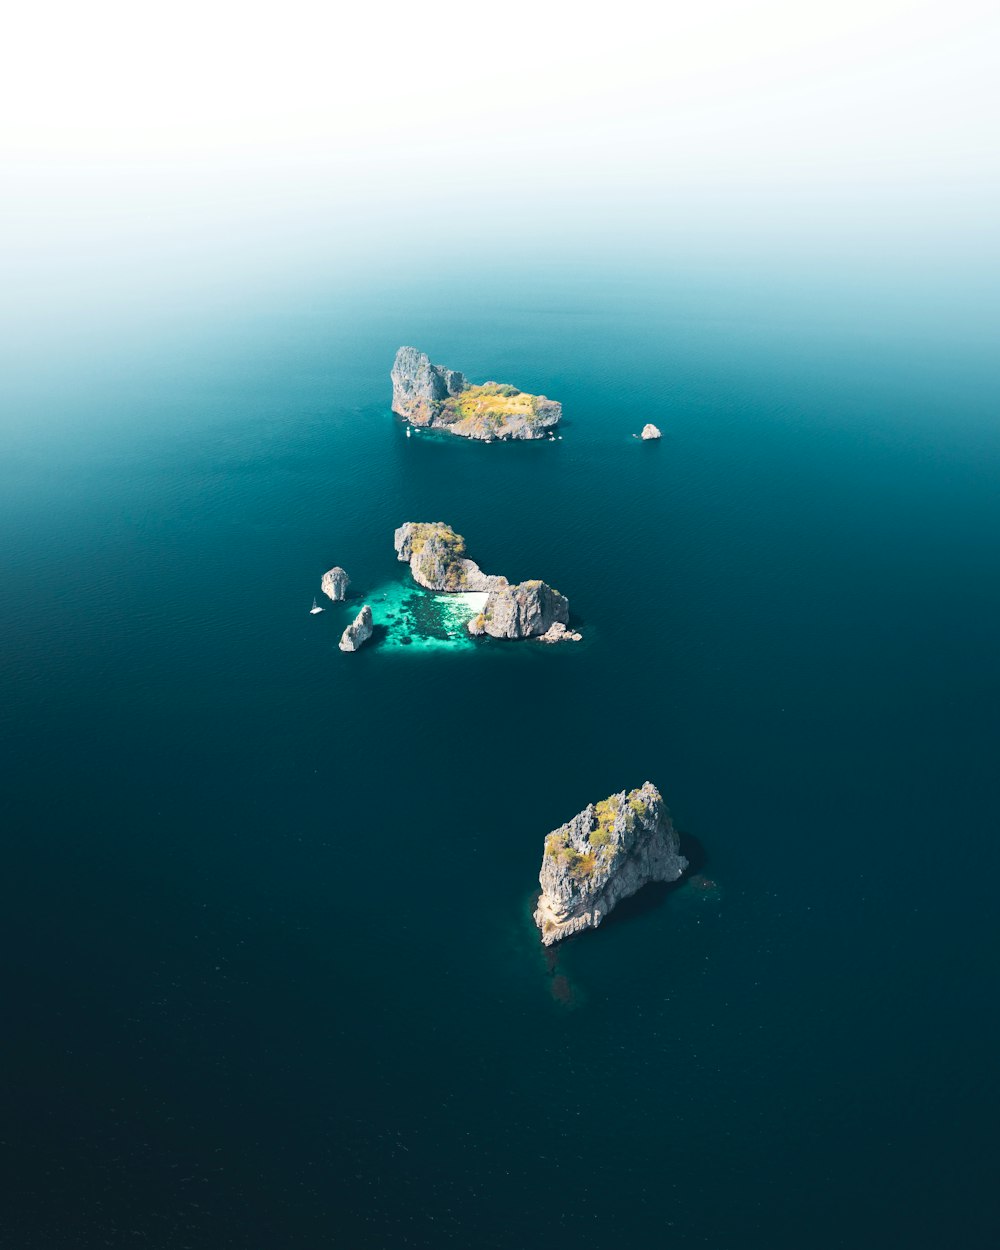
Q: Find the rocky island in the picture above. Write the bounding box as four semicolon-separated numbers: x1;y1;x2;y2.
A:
391;347;561;441
534;782;687;944
640;423;662;440
339;605;373;652
394;522;576;641
321;566;350;601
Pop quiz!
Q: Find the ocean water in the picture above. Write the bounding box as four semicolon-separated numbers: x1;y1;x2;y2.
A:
2;256;999;1248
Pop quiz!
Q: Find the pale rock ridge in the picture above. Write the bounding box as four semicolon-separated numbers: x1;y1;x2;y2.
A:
390;347;561;441
321;566;351;602
339;605;373;652
534;782;687;945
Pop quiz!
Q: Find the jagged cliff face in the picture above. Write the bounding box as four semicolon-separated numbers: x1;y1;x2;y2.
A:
390;347;561;441
474;579;569;639
393;522;498;592
534;782;687;945
391;347;467;427
338;605;373;652
321;566;350;602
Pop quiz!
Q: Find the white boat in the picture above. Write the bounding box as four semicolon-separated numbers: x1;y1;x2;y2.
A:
309;597;324;615
406;426;412;438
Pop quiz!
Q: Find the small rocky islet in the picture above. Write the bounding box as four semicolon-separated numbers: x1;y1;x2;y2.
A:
321;566;350;601
391;346;562;441
534;782;687;945
338;604;373;652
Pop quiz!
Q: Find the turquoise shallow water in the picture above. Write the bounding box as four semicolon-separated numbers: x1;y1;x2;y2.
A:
1;257;999;1247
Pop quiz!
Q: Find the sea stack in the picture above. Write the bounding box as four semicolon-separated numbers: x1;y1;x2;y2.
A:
339;605;373;652
321;566;351;602
534;782;687;945
391;347;561;441
640;423;662;440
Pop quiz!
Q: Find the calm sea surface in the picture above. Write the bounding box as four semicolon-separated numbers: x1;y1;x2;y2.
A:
2;258;999;1247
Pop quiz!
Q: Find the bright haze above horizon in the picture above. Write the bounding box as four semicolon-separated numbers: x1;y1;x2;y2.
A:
3;0;999;280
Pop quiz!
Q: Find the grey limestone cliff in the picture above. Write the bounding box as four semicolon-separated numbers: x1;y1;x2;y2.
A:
339;605;373;653
391;347;467;427
469;579;569;640
534;782;687;945
391;347;561;441
321;566;350;602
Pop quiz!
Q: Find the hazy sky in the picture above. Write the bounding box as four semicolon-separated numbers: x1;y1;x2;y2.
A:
3;0;999;277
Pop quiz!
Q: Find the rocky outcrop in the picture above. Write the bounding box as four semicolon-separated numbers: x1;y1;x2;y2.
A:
393;522;499;592
473;579;569;640
534;782;686;945
321;566;350;602
536;621;582;644
391;347;561;441
640;423;662;440
338;605;373;652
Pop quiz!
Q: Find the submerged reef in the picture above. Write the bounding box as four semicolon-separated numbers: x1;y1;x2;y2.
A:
391;347;561;441
395;522;575;641
534;782;687;945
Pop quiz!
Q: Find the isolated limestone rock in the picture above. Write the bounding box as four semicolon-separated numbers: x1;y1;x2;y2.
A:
321;566;350;602
390;347;561;441
534;782;687;945
640;423;662;440
339;605;373;652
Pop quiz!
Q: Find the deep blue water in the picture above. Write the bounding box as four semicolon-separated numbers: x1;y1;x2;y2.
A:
2;258;999;1248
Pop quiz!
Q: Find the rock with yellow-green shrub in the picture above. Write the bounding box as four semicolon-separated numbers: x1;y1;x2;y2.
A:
534;782;686;945
393;521;499;592
391;347;561;440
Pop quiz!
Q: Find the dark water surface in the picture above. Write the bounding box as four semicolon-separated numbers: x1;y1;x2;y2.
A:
2;261;999;1247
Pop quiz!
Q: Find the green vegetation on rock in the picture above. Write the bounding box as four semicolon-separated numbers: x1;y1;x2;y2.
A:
437;383;554;439
544;786;654;884
407;522;466;559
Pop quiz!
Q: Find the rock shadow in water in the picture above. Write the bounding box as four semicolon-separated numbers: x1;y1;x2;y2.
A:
575;832;709;938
